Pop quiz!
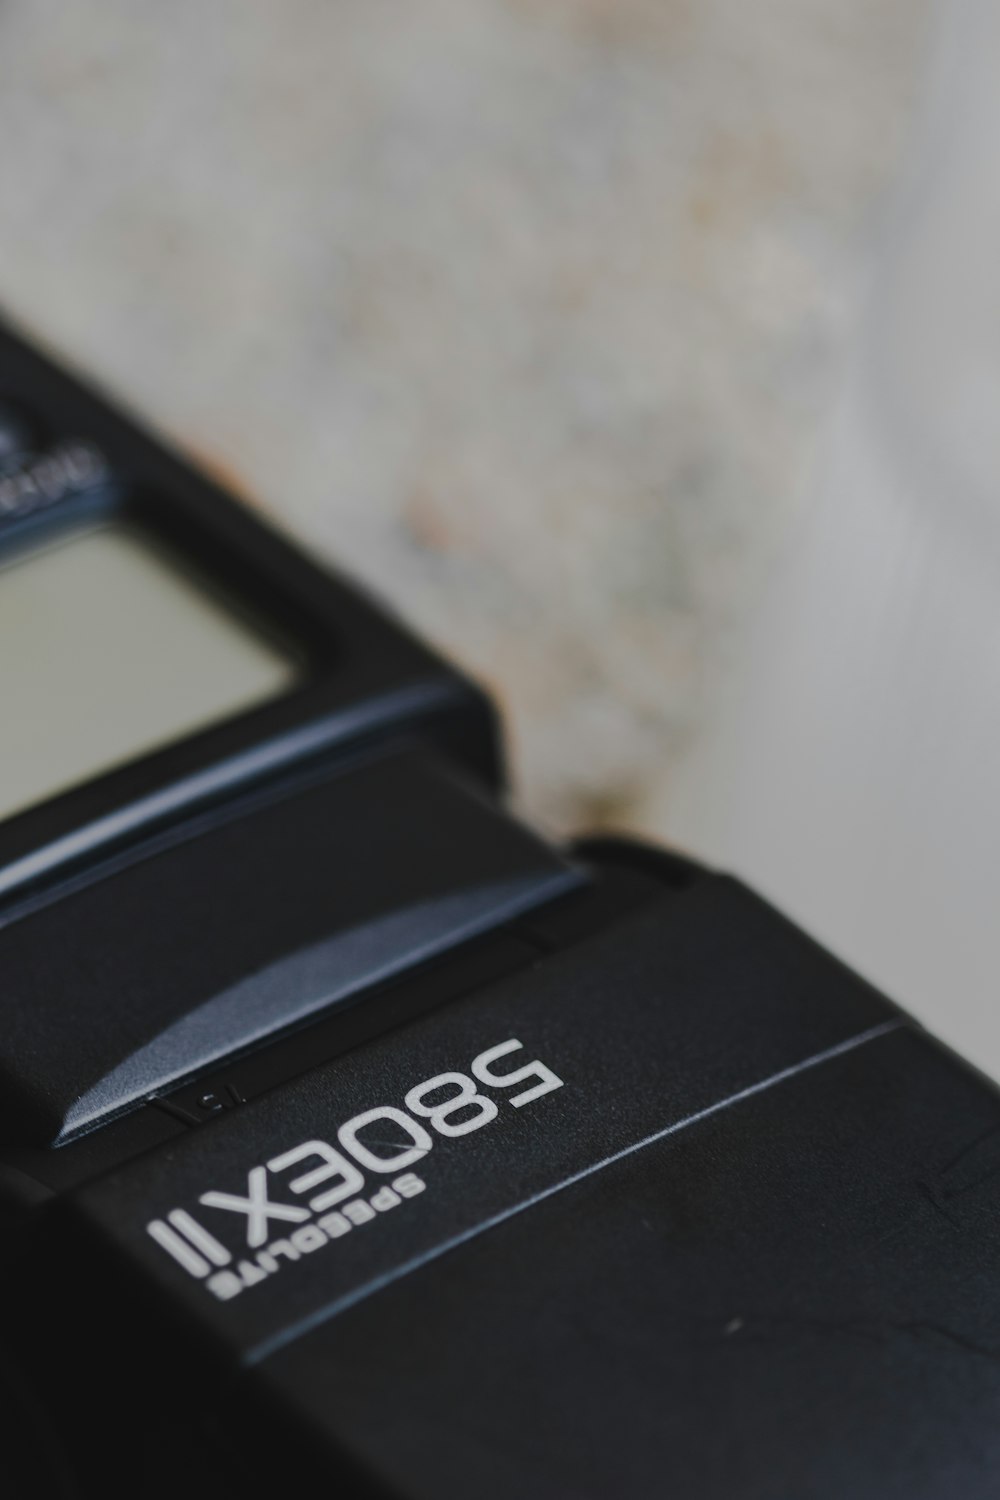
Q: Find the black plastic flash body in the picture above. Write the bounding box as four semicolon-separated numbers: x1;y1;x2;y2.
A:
0;322;998;1499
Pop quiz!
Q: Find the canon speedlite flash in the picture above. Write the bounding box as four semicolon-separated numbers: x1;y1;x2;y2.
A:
0;321;998;1499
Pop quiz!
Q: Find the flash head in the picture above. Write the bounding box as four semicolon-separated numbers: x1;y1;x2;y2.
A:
0;320;998;1500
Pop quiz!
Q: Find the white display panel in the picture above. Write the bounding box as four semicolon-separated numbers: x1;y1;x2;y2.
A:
0;525;297;820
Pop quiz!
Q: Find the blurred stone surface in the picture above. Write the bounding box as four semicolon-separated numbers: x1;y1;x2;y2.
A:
0;0;929;833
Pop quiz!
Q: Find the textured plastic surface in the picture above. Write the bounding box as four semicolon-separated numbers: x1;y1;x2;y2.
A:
46;872;1000;1496
70;876;898;1356
263;1026;1000;1500
59;876;1000;1497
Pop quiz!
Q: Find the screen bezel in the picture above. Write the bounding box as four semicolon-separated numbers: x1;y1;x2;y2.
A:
0;519;306;824
0;323;495;901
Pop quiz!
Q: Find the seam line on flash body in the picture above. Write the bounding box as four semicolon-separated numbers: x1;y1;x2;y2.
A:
244;1016;907;1367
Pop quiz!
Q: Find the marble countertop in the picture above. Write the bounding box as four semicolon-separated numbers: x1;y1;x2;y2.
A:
0;0;930;833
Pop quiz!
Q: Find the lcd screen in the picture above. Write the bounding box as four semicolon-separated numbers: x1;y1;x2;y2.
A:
0;525;299;820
